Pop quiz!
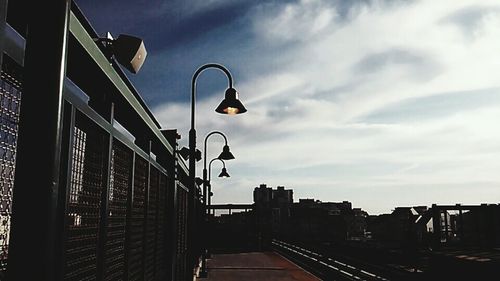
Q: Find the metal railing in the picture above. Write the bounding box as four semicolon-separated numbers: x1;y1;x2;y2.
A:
0;1;198;280
0;49;22;279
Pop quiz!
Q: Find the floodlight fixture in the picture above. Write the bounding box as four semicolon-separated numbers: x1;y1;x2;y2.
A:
95;33;147;74
179;146;201;162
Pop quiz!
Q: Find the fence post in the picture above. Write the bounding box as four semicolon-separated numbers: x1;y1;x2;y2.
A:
97;103;115;280
7;0;71;280
431;204;441;250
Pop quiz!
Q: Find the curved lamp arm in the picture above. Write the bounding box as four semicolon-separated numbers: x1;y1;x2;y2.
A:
202;131;233;207
203;131;228;171
208;158;226;183
189;63;233;196
191;64;233;130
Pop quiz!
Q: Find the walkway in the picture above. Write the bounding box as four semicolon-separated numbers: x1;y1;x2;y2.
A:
198;252;320;281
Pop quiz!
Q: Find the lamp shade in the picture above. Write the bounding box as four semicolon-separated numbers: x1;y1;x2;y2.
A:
218;167;230;178
114;34;147;74
218;145;235;160
215;88;247;115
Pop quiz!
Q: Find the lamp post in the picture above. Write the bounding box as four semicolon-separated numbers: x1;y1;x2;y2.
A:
200;157;230;277
188;63;246;199
199;132;234;278
207;158;230;215
188;63;246;278
202;131;235;218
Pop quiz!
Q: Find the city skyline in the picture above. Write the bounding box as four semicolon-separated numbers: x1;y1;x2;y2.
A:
77;0;500;215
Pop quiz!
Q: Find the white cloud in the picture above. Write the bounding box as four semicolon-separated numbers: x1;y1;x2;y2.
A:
253;0;338;43
150;0;247;18
154;0;500;214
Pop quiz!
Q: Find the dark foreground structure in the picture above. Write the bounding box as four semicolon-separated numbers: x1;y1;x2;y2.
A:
0;1;203;280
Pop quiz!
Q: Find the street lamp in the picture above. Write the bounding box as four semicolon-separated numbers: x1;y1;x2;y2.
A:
188;63;245;199
202;131;235;217
188;63;246;278
200;157;230;276
207;158;230;214
200;131;234;278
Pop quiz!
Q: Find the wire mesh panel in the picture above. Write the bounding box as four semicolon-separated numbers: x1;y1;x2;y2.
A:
104;139;132;281
64;111;109;280
0;55;23;276
145;167;159;280
128;155;147;281
155;173;167;279
175;183;189;281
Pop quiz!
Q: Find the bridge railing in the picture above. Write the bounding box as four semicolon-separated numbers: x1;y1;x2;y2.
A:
0;1;197;280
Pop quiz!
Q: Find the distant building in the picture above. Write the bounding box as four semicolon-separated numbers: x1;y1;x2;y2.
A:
253;184;273;207
253;184;294;240
288;199;368;242
253;184;293;208
273;186;293;206
368;204;500;251
368;206;428;249
351;208;369;239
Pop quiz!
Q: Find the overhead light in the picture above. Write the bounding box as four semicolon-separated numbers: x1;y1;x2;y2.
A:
218;145;235;160
215;88;247;115
218;167;230;178
95;33;147;74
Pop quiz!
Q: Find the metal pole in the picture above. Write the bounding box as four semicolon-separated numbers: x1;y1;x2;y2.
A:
97;103;115;280
431;204;441;249
7;0;71;280
190;64;232;278
202;157;225;266
208;160;214;216
444;209;449;244
458;207;464;245
201;131;229;275
55;103;76;280
144;141;152;281
203;131;229;213
125;152;137;280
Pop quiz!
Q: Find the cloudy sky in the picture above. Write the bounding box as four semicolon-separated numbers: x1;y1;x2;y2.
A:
76;0;500;214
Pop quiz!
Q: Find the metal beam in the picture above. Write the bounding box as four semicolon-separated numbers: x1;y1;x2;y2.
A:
2;24;25;66
0;0;7;68
68;12;174;156
208;204;255;210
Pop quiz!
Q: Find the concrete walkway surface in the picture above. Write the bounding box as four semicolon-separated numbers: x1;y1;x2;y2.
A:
198;252;320;281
